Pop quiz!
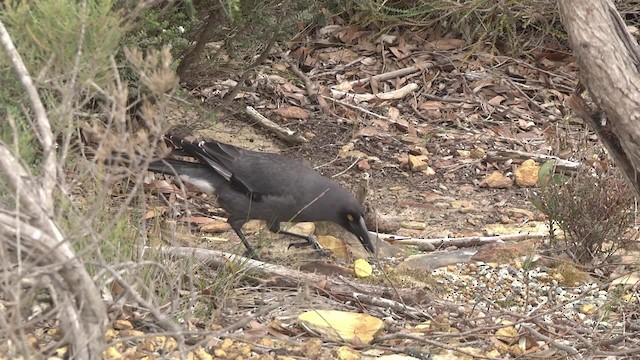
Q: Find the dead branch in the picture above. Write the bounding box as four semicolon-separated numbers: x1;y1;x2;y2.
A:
0;20;55;216
0;19;107;358
347;63;433;87
485;149;580;172
245;106;308;144
330;83;420;104
278;45;330;113
388;232;547;249
0;207;107;359
155;246;430;309
522;324;580;356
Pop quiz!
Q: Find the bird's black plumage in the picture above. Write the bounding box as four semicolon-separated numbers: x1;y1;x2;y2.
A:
147;135;375;255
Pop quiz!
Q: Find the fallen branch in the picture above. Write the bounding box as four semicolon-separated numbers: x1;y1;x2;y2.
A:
522;324;579;356
386;232;547;249
347;63;433;87
485;149;580;172
320;95;392;120
154;246;430;311
330;83;420;104
245;106;308;144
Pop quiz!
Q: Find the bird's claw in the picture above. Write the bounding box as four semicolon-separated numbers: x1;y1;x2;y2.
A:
288;237;331;257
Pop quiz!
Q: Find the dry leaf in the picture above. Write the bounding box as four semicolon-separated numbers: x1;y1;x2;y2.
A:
272;106;310;120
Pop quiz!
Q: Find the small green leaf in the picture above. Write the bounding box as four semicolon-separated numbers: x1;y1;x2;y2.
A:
538;161;555;189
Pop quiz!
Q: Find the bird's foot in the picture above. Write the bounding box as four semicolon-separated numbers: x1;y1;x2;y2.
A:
288;236;331;257
242;247;262;260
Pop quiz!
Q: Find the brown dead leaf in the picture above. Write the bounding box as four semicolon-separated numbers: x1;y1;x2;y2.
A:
334;81;353;91
429;38;466;50
357;159;370;170
272;106;310;120
419;101;445;110
355;127;380;138
488;95;506;106
370;77;379;94
387;106;400;120
179;216;217;224
200;221;231;233
143;207;167;220
146;179;175;193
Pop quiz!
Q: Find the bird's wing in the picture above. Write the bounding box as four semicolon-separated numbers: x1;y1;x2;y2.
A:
227;152;323;199
165;135;322;199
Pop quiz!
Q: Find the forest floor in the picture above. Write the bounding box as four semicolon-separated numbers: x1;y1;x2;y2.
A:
28;19;640;360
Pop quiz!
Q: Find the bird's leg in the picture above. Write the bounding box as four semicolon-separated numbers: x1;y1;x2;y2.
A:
228;218;259;259
268;223;330;256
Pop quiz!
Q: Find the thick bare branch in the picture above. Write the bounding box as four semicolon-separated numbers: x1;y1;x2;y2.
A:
0;20;56;215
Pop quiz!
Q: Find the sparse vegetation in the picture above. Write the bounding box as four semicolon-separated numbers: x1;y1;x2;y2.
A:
1;0;639;358
532;162;637;265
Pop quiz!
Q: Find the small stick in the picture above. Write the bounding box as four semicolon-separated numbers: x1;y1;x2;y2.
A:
245;106;308;144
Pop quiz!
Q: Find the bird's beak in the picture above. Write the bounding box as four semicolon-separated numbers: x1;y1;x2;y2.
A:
353;216;375;253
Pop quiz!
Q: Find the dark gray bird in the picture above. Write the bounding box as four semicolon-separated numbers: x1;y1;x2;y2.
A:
147;135;375;256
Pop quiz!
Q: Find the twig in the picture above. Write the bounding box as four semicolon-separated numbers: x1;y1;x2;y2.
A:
320;95;392;120
347;64;433;87
102;266;187;354
485;149;580;172
522;324;579;355
245;106;308;144
389;232;547;248
330;83;419;104
223;35;278;103
278;45;329;112
154;246;427;306
374;333;495;359
331;156;361;178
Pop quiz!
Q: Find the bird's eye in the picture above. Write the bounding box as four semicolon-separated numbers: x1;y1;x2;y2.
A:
346;214;354;222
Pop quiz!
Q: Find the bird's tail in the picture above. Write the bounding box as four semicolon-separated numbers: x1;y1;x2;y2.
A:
147;158;223;194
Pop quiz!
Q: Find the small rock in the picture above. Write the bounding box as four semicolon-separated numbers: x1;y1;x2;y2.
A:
421;166;436;176
451;200;474;213
457;150;470;157
408;155;429;172
317;235;349;260
300;338;323;358
470;148;486;159
396;153;409;168
298;310;384;344
400;221;427;230
480;171;513;188
579;304;597;315
113;319;133;330
515;159;540;187
496;324;518;345
418;242;436;252
285;222;316;237
192;347;214;360
103;347;122;359
335;346;360;360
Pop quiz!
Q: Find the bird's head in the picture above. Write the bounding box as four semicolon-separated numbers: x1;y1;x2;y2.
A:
337;205;375;254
